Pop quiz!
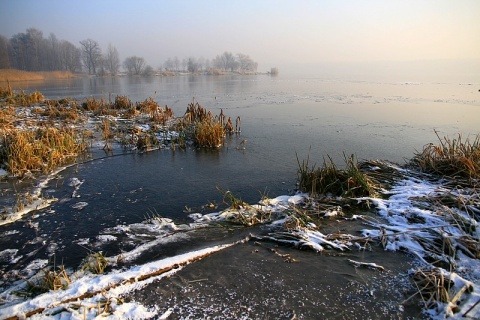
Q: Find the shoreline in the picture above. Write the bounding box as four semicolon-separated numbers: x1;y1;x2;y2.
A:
0;69;274;83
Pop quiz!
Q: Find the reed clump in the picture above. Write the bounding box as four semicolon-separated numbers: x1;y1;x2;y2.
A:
82;97;118;116
114;95;132;109
81;251;108;274
1;83;241;176
297;153;376;197
194;119;224;148
180;100;237;148
27;265;71;294
42;100;82;123
0;106;16;131
410;130;480;180
0;84;44;106
0;81;13;98
0;127;87;177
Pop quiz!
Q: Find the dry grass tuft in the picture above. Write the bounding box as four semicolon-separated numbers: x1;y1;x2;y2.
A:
194;119;224;148
410;130;480;180
114;95;132;109
0;82;44;106
297;153;376;197
0;127;87;177
81;251;108;274
26;264;71;294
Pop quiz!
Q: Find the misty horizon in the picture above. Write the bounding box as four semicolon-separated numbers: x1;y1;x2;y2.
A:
1;0;479;81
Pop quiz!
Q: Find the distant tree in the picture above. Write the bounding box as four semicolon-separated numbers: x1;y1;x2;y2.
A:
212;55;223;70
9;32;28;70
173;56;180;71
60;40;81;72
205;58;211;70
187;57;199;73
79;38;102;74
124;56;145;75
0;35;11;68
164;57;174;71
24;28;44;71
181;57;187;72
237;53;258;72
44;33;60;70
143;65;154;76
220;51;236;71
4;28;81;72
197;57;205;71
105;44;120;75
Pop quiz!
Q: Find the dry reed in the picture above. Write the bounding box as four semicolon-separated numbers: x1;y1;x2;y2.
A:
297;153;376;197
410;130;480;180
0;127;87;177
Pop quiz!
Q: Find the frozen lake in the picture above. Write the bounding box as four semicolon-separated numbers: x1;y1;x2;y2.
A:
1;73;479;319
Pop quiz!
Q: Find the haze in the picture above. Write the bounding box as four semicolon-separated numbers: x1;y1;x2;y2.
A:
1;0;479;80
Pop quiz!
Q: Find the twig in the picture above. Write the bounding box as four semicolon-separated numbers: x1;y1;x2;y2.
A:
348;259;385;271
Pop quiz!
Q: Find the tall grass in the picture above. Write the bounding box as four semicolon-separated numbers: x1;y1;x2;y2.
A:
0;81;44;106
0;127;87;177
0;69;45;82
0;69;75;82
194;119;224;148
297;153;375;197
410;130;480;179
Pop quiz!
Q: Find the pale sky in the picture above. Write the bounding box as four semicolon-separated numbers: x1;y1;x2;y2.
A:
1;0;479;75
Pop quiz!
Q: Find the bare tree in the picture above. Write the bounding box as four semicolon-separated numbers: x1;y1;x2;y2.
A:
0;35;11;69
173;56;179;71
4;28;82;72
79;38;102;74
25;28;44;71
105;44;120;75
9;32;28;70
197;57;205;71
45;33;61;70
60;40;81;72
212;55;223;70
123;56;146;75
220;51;236;71
164;57;174;71
181;57;188;72
237;53;258;72
143;65;154;76
187;57;199;73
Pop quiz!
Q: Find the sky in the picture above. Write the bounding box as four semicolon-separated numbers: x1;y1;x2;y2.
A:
1;0;479;77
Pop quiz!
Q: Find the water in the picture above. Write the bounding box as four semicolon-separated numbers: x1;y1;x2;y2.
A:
1;74;479;318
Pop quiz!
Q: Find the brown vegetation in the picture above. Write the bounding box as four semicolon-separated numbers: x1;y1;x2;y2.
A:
410;130;480;180
0;84;240;177
0;69;76;82
0;127;87;177
296;153;376;197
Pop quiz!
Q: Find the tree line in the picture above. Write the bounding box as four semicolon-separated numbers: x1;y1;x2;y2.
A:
0;27;258;75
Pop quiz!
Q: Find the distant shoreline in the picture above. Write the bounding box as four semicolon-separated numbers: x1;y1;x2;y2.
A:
0;69;78;82
0;68;276;83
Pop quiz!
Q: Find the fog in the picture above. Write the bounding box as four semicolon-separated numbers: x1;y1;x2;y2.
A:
1;0;479;79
